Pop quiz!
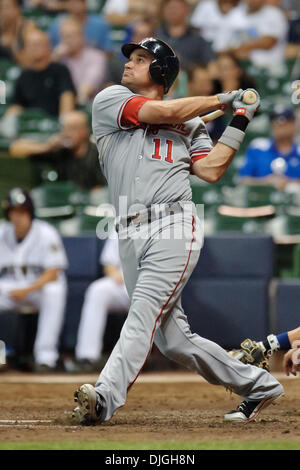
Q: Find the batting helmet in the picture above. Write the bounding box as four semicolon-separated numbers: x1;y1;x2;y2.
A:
121;37;180;94
2;188;35;220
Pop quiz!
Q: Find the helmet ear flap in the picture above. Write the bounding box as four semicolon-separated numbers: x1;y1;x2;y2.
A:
149;59;167;92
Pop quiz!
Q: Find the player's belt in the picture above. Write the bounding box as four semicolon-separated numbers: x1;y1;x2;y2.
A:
116;201;187;232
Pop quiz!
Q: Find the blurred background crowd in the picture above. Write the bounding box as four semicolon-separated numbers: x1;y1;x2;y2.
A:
0;0;300;237
1;0;300;373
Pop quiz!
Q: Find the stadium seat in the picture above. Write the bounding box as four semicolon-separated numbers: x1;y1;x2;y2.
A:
215;205;275;233
0;59;21;103
17;109;60;138
244;185;292;209
31;181;87;207
191;184;223;215
284;207;300;235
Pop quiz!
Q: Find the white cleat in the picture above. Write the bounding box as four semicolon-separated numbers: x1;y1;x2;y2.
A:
72;384;103;425
224;393;283;423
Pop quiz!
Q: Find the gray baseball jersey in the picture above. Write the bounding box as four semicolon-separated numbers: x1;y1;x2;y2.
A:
92;85;213;217
91;84;283;422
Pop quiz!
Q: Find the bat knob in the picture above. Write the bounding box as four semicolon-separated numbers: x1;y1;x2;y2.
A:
242;89;258;105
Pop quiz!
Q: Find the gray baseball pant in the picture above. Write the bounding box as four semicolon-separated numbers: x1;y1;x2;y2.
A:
94;204;283;421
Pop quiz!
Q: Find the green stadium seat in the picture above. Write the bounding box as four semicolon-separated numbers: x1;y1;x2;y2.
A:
31;181;88;212
284;207;300;235
0;59;21;103
17;109;60;138
244;185;292;209
215;205;275;233
191;184;224;211
79;205;115;234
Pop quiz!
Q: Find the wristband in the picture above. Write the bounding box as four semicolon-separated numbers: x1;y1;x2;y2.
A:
218;116;249;151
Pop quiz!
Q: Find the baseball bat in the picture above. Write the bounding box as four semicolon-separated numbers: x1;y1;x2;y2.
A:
201;89;258;123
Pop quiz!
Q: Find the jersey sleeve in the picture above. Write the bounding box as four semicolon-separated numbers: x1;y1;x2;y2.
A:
100;231;121;267
92;85;150;140
42;227;68;270
189;120;213;168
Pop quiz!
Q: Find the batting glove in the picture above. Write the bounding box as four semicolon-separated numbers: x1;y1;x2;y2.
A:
217;89;243;110
232;88;260;121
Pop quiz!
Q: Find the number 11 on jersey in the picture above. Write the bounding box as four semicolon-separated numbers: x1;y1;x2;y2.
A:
152;138;174;164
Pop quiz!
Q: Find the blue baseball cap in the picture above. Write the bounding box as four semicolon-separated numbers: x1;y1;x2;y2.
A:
270;106;296;123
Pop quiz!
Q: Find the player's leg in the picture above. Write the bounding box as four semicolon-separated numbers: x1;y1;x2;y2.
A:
32;280;67;368
0;280;21;312
154;299;283;402
75;277;130;362
90;213;200;422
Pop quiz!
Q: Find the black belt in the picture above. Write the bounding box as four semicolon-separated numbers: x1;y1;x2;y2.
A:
115;202;185;232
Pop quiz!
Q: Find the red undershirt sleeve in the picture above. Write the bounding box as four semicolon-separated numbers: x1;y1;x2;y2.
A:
120;96;152;127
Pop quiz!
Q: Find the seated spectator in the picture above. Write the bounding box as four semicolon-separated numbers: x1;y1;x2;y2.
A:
223;0;288;69
0;0;37;65
238;107;300;190
186;65;226;143
216;53;257;93
155;0;216;73
3;29;76;121
0;188;68;372
106;18;155;86
10;111;107;191
48;0;113;53
53;18;107;105
74;230;130;372
190;0;242;53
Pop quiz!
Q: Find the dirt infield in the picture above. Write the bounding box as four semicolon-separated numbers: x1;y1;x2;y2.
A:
0;372;300;446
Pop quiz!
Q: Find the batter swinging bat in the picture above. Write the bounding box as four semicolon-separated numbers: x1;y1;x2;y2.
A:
202;89;258;123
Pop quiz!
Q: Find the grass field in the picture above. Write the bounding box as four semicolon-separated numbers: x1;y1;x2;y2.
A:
0;441;300;450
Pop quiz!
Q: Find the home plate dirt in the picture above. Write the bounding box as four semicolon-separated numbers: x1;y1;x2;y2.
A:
0;372;299;444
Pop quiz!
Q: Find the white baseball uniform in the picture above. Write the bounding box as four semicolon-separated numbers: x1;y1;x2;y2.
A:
75;231;130;362
0;219;68;367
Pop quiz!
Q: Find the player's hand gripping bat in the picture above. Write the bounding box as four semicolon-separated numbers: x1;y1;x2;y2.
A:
202;89;259;123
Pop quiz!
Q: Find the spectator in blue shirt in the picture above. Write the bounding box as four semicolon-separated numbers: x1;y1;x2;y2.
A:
48;0;113;53
239;107;300;190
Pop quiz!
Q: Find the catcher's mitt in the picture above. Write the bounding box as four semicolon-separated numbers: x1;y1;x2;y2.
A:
229;338;270;372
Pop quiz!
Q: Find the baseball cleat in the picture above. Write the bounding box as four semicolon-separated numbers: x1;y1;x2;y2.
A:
72;384;103;425
224;393;283;423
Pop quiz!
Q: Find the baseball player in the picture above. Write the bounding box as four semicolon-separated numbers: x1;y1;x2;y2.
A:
0;188;68;371
74;230;130;371
73;37;283;424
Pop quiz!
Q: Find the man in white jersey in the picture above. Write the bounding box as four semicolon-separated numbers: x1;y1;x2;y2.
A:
0;188;68;371
73;37;283;424
74;230;130;371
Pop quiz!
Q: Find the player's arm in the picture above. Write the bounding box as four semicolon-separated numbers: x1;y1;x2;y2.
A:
228;36;277;58
137;92;237;125
10;268;59;301
10;133;66;158
192;143;236;183
59;91;76;116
